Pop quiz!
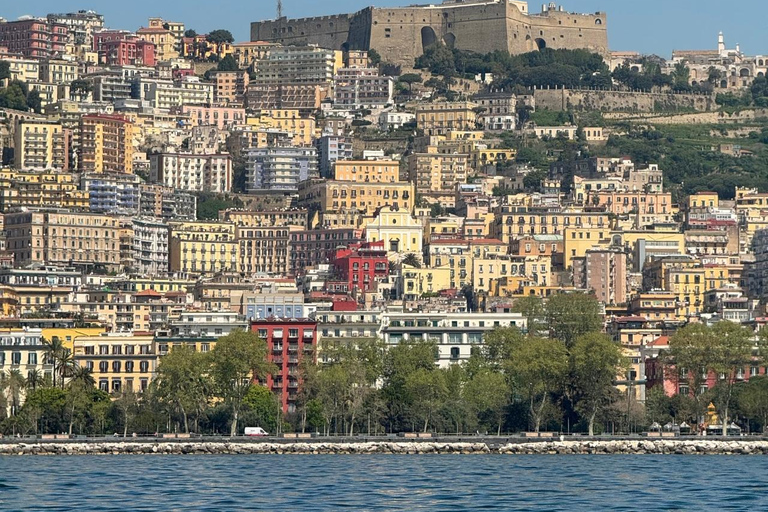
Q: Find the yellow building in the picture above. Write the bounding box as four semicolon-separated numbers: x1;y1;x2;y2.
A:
137;18;182;61
42;327;106;353
251;110;316;146
80;114;136;173
493;207;609;245
0;328;53;384
74;334;157;394
334;160;400;183
168;221;241;275
688;191;719;210
401;263;452;300
39;59;79;84
471;148;516;170
0;285;19;318
425;215;464;243
415;102;478;136
407;147;469;207
13;119;71;171
562;226;613;269
232;41;280;69
0;170;89;212
365;207;424;257
298;179;414;217
113;277;196;294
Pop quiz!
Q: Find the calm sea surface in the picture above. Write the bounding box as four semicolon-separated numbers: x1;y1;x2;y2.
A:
0;454;766;511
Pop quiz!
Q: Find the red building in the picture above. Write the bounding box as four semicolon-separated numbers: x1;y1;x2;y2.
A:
0;19;68;59
93;30;134;53
103;38;156;67
251;318;317;413
332;241;389;293
289;228;364;276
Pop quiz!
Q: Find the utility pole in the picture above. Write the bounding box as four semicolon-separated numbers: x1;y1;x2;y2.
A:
277;0;283;19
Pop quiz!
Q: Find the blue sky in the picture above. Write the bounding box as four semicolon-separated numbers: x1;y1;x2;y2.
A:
2;0;766;57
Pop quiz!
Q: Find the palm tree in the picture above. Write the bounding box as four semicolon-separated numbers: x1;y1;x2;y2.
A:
26;369;46;392
4;369;26;417
66;366;96;435
43;337;74;388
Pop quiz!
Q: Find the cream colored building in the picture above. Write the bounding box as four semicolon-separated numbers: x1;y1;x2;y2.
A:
168;221;240;275
13;119;70;171
334;159;400;183
415;102;478;136
365;207;424;258
407;147;469;207
74;334;157;394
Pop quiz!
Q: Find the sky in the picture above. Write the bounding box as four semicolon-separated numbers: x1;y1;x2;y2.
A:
1;0;767;58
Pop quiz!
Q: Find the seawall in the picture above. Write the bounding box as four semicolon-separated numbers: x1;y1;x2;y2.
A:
2;439;768;455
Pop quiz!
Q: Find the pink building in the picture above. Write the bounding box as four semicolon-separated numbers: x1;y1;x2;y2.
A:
103;38;156;67
0;19;68;59
179;105;246;130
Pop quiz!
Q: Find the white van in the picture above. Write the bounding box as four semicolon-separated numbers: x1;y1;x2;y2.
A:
244;427;269;437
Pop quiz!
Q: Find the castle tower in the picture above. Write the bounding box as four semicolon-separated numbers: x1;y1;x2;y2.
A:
718;31;725;56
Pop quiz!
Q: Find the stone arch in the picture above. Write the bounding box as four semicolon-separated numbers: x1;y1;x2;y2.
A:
421;26;437;51
443;32;456;49
720;79;728;88
595;19;603;25
534;38;546;50
740;68;750;77
759;59;765;66
759;72;765;78
630;65;640;73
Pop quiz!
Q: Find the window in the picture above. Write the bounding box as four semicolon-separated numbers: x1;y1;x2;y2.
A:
450;347;460;360
99;361;108;373
125;361;134;373
140;361;149;373
112;361;121;373
12;352;21;365
28;353;38;365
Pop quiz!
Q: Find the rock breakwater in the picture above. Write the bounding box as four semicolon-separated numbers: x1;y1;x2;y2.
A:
1;439;767;456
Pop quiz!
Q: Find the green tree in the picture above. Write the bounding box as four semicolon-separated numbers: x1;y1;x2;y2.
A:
546;293;603;348
210;330;273;436
708;322;759;435
23;387;67;434
26;89;42;113
381;340;438;431
571;333;627;436
217;55;239;72
512;296;546;336
154;346;212;433
243;384;279;433
0;82;29;110
509;337;568;432
44;337;74;388
464;369;509;434
185;29;198;38
367;49;381;67
665;323;716;419
405;367;447;432
0;61;10;81
1;369;26;417
398;73;423;95
66;366;95;435
114;389;139;437
206;29;234;44
735;376;768;432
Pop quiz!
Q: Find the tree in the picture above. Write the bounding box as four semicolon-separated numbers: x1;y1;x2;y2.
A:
44;337;74;388
154;346;211;433
0;82;29;111
571;333;627;436
206;30;234;45
185;29;198;38
509;337;568;432
217;55;239;72
405;368;447;432
402;253;422;268
66;366;95;435
243;384;279;433
26;89;42;113
1;370;26;417
464;369;509;434
735;376;768;432
114;389;139;437
367;49;381;67
546;293;603;348
481;327;525;372
512;296;546;336
665;323;717;419
381;340;438;431
398;73;423;95
708;322;758;435
210;330;273;436
0;61;10;81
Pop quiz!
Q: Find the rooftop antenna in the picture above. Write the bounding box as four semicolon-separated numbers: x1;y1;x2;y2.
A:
277;0;283;18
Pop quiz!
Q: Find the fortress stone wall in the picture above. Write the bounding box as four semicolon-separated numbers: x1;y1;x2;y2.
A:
533;88;717;113
251;1;608;67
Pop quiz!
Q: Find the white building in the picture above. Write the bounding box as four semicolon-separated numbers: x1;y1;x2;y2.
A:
131;217;169;276
379;111;415;131
379;312;527;368
246;146;318;192
150;153;232;193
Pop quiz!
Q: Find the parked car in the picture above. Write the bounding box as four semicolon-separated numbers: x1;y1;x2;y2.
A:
244;427;269;437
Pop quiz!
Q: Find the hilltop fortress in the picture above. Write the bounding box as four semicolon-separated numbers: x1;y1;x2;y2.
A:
251;0;609;66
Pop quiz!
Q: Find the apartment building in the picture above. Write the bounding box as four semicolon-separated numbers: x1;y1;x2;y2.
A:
150;153;233;193
0;18;68;59
246;147;318;192
0;170;88;212
138;184;197;221
415;102;478;136
132;217;170;276
4;210;121;272
168;221;240;275
13;119;71;171
407;148;469;207
297;178;414;217
81;172;140;215
79;114;136;173
180;105;246;130
74;334;156;393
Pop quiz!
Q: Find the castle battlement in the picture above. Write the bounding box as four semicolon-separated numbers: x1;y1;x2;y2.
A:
251;1;608;67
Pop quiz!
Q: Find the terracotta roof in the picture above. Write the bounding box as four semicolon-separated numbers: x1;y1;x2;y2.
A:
614;316;646;322
647;335;669;347
135;289;162;297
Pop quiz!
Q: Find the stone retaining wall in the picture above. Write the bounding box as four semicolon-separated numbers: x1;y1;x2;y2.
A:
1;440;768;456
